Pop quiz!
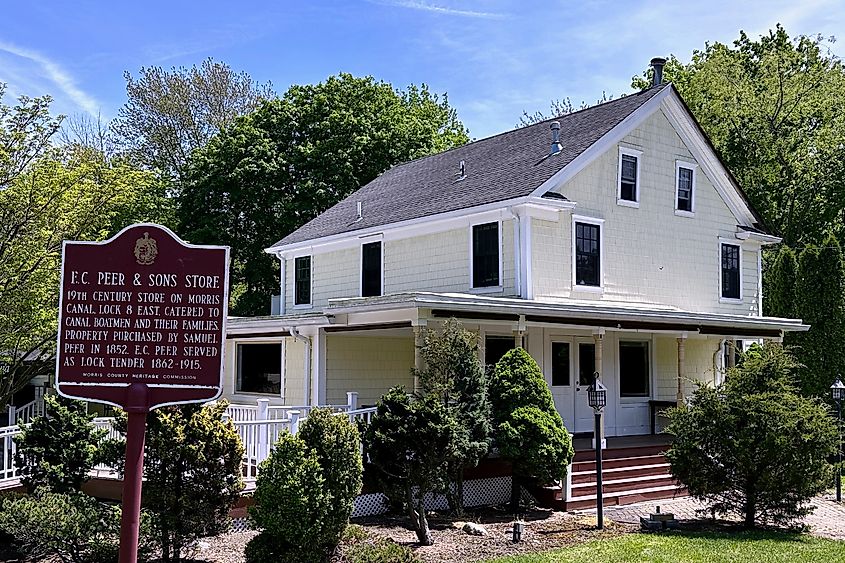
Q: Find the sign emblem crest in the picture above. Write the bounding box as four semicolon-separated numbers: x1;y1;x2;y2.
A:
134;232;158;265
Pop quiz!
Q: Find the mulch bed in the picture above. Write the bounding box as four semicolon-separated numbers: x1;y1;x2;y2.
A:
196;507;635;563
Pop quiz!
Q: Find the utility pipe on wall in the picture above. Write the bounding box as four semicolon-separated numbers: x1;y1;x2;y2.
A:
288;326;311;406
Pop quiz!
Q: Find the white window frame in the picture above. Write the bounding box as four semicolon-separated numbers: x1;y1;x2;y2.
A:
674;160;697;218
617;146;643;208
292;254;313;309
359;238;385;298
234;339;285;398
571;215;605;292
617;338;652;400
469;219;504;293
718;239;743;303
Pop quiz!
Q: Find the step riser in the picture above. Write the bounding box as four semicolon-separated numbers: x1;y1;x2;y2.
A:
571;465;669;483
572;476;678;495
573;445;668;462
572;454;667;472
564;487;688;511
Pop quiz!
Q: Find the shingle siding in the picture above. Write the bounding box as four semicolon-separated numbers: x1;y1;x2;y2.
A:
325;335;414;406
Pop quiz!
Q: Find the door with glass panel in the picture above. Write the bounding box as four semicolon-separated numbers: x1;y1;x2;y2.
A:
546;340;574;430
574;341;596;433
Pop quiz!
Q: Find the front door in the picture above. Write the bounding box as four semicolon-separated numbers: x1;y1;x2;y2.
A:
546;340;574;428
574;342;596;433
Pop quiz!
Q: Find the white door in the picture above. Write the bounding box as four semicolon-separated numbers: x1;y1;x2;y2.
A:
546;340;574;429
574;341;596;433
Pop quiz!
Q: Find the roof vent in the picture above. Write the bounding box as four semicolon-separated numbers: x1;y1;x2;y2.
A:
549;121;562;156
355;201;363;222
650;57;667;87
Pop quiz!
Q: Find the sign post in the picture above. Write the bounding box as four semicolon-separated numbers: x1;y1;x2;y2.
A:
55;224;229;563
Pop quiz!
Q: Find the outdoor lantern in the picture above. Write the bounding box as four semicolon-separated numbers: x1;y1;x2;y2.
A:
512;520;524;543
831;378;845;403
587;377;607;412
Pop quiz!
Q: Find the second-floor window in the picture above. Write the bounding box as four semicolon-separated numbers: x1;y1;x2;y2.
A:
472;222;500;288
362;241;382;297
294;255;311;306
721;243;741;300
618;147;641;206
574;221;601;287
676;163;696;214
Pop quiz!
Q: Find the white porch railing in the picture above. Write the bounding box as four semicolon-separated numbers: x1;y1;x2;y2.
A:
6;388;47;425
1;424;20;482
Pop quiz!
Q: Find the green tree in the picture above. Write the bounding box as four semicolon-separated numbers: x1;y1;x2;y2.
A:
415;319;490;513
763;246;798;319
489;348;574;511
365;387;456;545
13;395;106;493
106;402;244;563
666;343;837;527
112;58;273;183
633;26;845;245
0;86;171;405
178;74;469;315
793;235;845;397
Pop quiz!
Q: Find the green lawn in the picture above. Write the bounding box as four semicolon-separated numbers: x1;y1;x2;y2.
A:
483;530;845;563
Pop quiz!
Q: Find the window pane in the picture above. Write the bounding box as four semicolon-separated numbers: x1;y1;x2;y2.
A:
237;344;281;394
362;242;382;297
294;256;311;305
551;342;570;386
620;155;638;201
677;167;693;211
619;341;649;397
485;336;514;367
472;222;500;288
721;244;740;299
575;222;600;287
578;343;595;386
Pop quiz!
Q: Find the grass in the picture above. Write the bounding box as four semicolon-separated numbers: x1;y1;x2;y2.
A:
483;530;845;563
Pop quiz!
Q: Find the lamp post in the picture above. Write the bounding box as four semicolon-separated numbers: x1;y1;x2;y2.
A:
587;373;607;529
831;377;845;502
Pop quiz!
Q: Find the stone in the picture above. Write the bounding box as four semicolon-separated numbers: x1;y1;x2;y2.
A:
462;522;487;536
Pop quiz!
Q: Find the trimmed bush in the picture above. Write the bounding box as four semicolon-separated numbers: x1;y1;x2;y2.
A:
489;348;574;510
365;387;456;545
296;408;363;548
0;488;155;563
666;343;838;527
105;401;244;562
14;395;106;493
248;432;330;563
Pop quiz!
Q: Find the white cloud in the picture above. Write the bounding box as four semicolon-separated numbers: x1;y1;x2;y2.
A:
368;0;505;19
0;40;100;116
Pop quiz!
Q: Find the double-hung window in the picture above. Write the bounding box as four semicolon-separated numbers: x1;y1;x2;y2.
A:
472;222;500;288
675;162;696;215
574;219;602;288
294;256;311;306
617;147;641;206
619;341;650;397
720;242;741;300
361;241;382;297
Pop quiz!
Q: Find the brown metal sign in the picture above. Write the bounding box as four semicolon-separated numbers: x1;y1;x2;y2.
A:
56;224;229;410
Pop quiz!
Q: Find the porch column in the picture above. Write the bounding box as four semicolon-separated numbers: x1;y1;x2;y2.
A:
513;315;526;349
677;335;687;407
310;328;326;407
413;325;425;394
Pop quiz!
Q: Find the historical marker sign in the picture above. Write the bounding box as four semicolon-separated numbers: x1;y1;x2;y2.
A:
55;223;229;563
56;223;229;409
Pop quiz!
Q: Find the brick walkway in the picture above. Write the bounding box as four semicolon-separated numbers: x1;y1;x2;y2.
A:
575;493;845;540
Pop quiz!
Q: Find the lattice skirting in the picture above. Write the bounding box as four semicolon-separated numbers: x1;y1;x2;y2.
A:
352;475;515;518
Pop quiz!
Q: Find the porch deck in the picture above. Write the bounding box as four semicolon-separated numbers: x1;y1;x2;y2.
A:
572;433;672;453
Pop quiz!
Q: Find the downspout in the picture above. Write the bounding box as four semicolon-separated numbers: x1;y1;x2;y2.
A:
277;253;286;316
288;326;311;405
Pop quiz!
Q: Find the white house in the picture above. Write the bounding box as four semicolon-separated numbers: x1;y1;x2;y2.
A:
223;62;806;439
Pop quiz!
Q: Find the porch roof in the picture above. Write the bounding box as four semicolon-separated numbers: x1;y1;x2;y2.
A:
324;292;807;339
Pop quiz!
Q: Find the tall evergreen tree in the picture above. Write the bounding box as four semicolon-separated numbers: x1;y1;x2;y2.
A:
794;235;845;397
764;246;798;319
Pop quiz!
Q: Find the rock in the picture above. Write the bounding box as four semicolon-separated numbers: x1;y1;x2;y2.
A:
462;522;487;536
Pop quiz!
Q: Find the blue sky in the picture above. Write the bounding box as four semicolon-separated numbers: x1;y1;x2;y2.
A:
1;1;843;139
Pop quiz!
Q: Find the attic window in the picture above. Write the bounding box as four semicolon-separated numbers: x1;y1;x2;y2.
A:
675;161;697;216
617;147;642;208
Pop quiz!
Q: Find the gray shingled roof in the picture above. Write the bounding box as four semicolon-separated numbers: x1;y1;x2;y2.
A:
272;84;669;248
